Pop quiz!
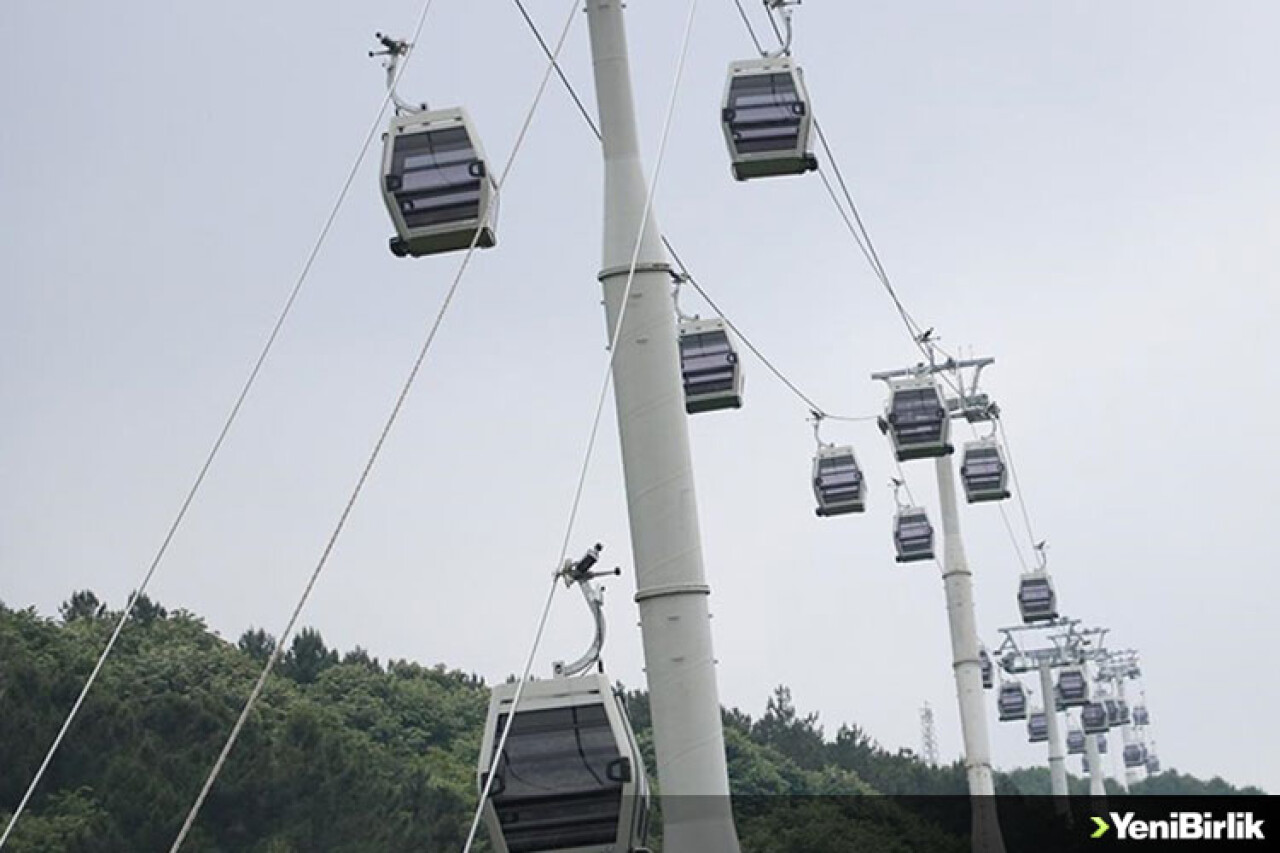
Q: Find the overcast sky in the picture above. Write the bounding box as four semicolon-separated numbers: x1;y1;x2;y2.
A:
3;0;1277;797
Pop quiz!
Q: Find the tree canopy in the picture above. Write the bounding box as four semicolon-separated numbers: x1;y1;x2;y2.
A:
0;592;1261;851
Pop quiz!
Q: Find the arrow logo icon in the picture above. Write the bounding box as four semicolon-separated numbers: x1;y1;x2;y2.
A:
1091;816;1111;838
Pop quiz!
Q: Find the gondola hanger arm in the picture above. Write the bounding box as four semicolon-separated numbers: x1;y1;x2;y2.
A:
764;0;801;57
553;544;622;678
669;271;697;322
370;32;426;114
808;409;830;447
1033;540;1049;571
890;477;909;510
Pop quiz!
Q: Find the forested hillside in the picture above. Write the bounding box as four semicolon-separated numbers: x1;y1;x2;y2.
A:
0;594;1261;851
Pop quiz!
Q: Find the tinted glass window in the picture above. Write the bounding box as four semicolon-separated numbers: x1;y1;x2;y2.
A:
999;687;1025;711
818;456;855;474
390;127;483;228
898;514;932;540
680;331;732;358
493;704;621;796
816;456;861;495
680;332;736;395
490;704;625;852
963;446;1003;477
1020;580;1052;605
890;387;945;446
1083;704;1107;728
892;387;942;419
726;72;803;154
1058;672;1085;697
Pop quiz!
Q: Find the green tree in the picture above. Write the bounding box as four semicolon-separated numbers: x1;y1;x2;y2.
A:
0;788;124;852
127;592;167;626
238;627;277;662
280;627;338;684
59;591;105;623
753;685;826;770
0;595;1263;852
342;646;381;673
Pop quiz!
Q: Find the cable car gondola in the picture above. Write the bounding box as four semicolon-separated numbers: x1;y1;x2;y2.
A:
1146;753;1161;774
1027;710;1049;743
893;506;935;563
477;545;649;853
721;57;818;181
1097;733;1108;754
959;438;1010;503
678;317;744;414
1056;667;1089;707
1132;705;1150;727
979;647;994;690
478;673;650;853
880;376;952;461
997;681;1028;722
1016;570;1058;624
1067;728;1086;755
381;107;497;258
1081;702;1109;735
812;445;865;516
1103;698;1128;728
1123;743;1147;769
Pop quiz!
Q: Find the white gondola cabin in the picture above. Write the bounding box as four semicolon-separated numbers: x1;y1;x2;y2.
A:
1132;705;1150;727
979;647;994;690
721;57;818;181
1081;702;1109;735
812;445;865;516
1056;667;1089;707
381;107;496;258
893;506;934;563
997;681;1028;722
477;673;650;853
882;376;952;462
1027;710;1049;743
1097;733;1109;754
678;317;743;414
1146;753;1160;773
960;438;1010;503
1123;743;1148;769
1067;728;1086;755
1017;570;1058;624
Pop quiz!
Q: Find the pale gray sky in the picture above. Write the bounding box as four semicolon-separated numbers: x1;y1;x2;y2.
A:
2;0;1277;795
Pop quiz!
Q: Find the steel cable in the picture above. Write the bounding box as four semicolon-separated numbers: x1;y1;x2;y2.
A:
0;2;440;846
515;0;875;425
460;2;703;851
166;0;577;847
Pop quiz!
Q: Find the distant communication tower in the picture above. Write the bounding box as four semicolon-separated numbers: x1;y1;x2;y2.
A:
920;702;940;766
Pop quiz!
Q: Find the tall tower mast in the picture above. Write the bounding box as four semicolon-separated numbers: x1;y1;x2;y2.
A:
584;2;740;850
920;702;940;767
874;356;1007;853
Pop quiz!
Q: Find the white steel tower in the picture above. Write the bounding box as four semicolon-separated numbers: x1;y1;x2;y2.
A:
584;2;740;851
